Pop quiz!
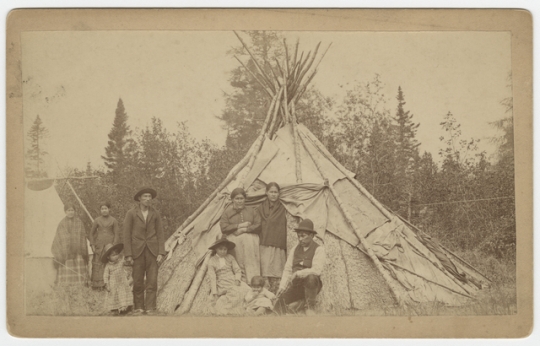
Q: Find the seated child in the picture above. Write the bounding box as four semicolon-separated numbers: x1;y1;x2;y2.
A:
245;276;276;316
101;243;133;315
207;237;250;315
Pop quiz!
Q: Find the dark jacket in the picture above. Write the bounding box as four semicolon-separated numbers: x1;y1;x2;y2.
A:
123;205;165;259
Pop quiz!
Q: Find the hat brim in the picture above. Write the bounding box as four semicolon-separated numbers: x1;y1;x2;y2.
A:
209;239;236;251
101;243;124;263
134;188;157;201
293;228;317;234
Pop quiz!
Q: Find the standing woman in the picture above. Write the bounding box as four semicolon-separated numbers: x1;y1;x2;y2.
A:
257;182;288;292
51;203;90;287
220;187;261;284
88;202;120;290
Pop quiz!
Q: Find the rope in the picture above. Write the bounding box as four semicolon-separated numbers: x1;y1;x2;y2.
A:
414;196;514;207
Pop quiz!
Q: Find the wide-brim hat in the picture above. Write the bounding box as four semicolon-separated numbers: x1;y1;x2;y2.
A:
208;237;236;251
101;243;124;263
293;219;317;234
134;187;157;201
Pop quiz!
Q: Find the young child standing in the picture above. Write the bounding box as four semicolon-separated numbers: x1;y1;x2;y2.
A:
89;202;120;290
207;238;250;315
245;275;276;315
101;243;133;315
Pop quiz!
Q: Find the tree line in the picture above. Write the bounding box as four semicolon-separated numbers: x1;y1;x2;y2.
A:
25;31;515;261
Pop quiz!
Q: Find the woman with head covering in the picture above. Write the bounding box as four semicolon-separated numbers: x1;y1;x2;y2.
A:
219;187;261;284
51;203;90;286
257;182;288;292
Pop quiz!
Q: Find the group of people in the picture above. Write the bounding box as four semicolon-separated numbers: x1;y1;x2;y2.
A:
50;183;326;316
212;183;326;315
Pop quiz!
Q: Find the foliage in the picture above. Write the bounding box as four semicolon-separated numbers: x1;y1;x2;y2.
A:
25;114;50;178
101;98;136;181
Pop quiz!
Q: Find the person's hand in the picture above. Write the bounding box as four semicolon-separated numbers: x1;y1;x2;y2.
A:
234;228;247;236
90;245;96;253
157;255;163;263
235;279;241;286
124;256;133;266
238;222;251;228
119;306;126;312
276;288;285;297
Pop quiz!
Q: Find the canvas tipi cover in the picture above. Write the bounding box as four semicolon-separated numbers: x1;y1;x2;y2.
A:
156;35;489;314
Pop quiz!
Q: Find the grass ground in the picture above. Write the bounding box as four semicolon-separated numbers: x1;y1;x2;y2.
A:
26;252;516;317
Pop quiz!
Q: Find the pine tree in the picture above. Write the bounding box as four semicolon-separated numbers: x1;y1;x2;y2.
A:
102;98;133;179
25;114;49;178
393;87;420;219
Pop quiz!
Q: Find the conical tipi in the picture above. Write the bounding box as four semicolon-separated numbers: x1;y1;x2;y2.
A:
156;33;490;315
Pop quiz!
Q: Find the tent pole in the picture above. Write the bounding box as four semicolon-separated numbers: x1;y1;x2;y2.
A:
176;251;211;315
297;132;407;306
353;245;475;300
66;181;94;223
298;127;395;220
282;53;303;184
386;261;475;300
394;212;492;283
240;88;283;183
290;104;303;183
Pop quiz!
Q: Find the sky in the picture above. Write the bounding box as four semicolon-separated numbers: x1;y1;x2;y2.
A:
21;30;512;174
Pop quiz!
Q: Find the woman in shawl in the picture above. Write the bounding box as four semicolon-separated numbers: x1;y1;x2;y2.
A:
257;182;287;292
88;201;120;290
220;187;261;284
51;203;90;287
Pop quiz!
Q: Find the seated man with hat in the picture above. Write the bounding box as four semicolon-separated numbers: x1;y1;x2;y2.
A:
123;187;165;315
275;219;326;316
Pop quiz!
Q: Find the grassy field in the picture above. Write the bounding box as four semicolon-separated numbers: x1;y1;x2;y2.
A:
26;252;516;317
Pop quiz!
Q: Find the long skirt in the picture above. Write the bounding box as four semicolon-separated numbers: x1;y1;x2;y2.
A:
91;245;107;288
214;282;250;315
56;255;88;287
227;233;260;284
260;245;287;278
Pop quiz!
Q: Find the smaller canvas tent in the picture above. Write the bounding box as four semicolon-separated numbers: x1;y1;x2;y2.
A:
25;179;66;294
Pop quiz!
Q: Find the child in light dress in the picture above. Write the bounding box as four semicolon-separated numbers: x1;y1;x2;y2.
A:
245;275;276;315
208;238;250;315
101;243;133;315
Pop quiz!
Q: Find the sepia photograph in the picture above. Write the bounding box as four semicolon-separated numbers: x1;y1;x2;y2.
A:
6;9;533;338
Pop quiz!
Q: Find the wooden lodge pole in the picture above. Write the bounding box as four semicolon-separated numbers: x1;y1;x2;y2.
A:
176;251;211;314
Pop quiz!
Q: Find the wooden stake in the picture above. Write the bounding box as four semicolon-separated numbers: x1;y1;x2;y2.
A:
233;31;275;93
234;56;274;97
66;181;94;223
176;251;211;314
297;133;407;306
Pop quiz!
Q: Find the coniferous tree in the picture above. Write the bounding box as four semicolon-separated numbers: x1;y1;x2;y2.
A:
25;114;49;178
102;98;134;180
393;87;420;219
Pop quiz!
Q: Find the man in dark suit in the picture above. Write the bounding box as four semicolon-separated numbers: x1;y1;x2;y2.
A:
123;187;165;315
